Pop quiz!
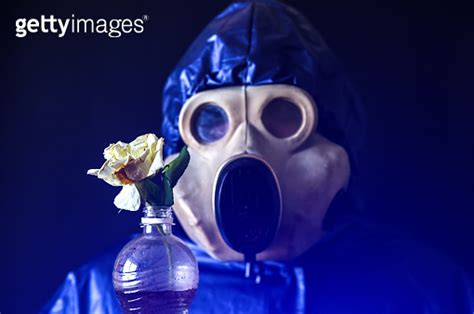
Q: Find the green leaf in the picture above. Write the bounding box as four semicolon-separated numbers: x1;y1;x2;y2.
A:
134;146;189;207
136;179;164;206
162;175;174;206
162;146;190;188
136;176;174;207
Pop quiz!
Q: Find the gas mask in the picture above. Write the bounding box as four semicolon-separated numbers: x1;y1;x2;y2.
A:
167;84;350;261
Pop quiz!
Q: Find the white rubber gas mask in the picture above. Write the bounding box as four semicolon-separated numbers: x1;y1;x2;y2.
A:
167;84;350;261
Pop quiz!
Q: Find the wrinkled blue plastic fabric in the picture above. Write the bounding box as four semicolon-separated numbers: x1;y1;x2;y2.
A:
42;236;305;314
161;0;365;172
42;220;474;313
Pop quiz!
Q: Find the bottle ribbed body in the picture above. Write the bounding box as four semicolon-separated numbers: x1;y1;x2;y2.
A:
113;206;199;314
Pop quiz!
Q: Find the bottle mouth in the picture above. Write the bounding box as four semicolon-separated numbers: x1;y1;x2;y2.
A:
141;205;174;225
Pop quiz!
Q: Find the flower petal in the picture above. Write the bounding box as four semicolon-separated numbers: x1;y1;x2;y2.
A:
129;134;150;159
87;169;100;176
147;137;164;177
97;161;122;186
123;158;149;182
147;151;164;177
109;155;132;171
114;184;141;211
104;141;129;161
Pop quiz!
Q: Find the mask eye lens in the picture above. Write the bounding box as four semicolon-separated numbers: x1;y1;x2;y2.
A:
192;104;229;144
262;98;302;138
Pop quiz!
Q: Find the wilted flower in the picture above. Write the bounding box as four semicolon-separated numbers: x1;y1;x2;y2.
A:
87;134;165;211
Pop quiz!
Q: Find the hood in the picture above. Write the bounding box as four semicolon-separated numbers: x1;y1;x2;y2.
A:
161;0;366;214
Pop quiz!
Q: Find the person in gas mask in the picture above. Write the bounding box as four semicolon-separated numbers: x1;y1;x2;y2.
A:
43;1;474;313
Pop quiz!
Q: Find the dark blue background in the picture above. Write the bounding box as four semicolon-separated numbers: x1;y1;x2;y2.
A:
2;1;473;313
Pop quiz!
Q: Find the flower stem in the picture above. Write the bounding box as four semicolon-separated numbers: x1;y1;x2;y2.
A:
155;224;173;286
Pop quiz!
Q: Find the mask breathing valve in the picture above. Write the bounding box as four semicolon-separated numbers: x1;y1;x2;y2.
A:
214;156;281;283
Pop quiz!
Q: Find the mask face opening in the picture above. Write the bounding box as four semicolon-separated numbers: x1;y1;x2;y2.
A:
191;103;229;144
261;98;303;138
214;156;281;256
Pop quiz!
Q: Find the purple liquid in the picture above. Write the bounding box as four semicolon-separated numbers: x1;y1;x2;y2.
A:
116;289;197;314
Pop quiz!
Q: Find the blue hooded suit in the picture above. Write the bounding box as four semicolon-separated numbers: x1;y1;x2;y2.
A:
43;1;474;313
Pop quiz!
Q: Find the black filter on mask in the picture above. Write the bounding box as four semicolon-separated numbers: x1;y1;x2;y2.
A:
214;157;281;258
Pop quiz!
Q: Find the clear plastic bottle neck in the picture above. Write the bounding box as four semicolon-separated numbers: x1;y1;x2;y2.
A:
141;205;174;236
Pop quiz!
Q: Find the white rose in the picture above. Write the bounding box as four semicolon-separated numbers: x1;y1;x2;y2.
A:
87;134;165;211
